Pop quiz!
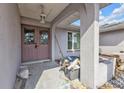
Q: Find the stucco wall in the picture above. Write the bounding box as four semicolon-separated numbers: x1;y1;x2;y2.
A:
0;4;21;88
100;30;124;46
100;30;124;53
55;28;80;59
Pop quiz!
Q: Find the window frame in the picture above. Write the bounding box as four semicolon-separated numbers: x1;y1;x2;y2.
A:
67;31;80;51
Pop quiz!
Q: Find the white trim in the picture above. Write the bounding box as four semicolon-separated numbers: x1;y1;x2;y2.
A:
72;32;74;50
51;25;56;61
67;49;80;52
22;59;50;65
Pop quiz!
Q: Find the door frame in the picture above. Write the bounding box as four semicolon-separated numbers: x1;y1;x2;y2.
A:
21;24;51;63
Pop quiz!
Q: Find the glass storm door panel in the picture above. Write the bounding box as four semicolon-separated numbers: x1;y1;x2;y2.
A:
37;30;50;60
22;25;38;62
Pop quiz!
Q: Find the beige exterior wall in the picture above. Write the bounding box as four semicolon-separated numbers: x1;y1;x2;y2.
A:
100;29;124;46
100;30;124;53
55;28;80;59
0;4;21;88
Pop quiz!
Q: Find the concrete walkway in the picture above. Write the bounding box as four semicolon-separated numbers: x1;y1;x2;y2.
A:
35;67;70;89
24;61;59;89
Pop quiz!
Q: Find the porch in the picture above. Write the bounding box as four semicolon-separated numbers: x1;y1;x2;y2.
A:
0;3;118;89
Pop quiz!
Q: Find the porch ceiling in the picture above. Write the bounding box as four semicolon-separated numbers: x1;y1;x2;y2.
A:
18;3;69;22
18;3;108;25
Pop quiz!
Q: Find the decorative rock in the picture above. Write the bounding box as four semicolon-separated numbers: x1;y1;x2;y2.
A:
118;63;124;71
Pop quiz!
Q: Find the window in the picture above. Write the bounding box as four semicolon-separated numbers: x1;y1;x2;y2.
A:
24;28;35;44
39;31;49;44
68;32;80;50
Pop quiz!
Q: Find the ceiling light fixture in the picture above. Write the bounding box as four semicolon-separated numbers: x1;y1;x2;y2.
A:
40;5;46;24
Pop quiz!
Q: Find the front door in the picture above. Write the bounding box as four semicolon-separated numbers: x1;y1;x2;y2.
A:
37;28;50;60
22;25;50;62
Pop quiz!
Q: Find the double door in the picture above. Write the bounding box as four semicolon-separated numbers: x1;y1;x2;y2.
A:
22;25;50;62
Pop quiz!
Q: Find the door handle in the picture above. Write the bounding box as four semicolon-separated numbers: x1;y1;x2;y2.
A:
35;44;38;48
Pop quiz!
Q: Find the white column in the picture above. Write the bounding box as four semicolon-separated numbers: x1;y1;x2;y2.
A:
80;4;99;88
51;25;56;61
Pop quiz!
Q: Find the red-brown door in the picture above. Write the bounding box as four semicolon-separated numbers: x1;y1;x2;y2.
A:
37;28;50;60
22;25;50;62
